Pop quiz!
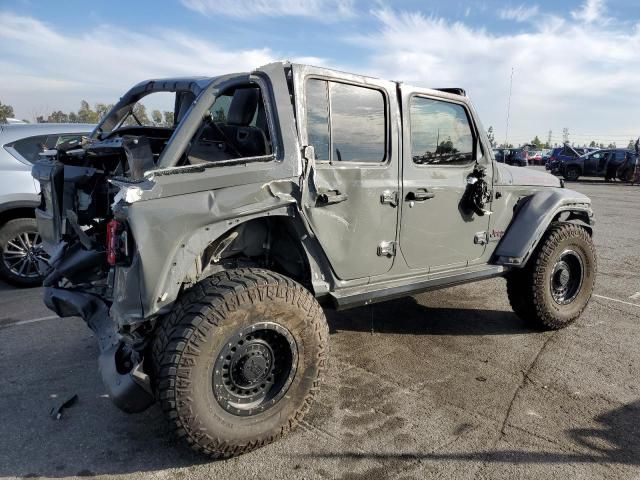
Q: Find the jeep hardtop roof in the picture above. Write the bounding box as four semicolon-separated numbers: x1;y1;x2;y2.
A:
118;62;468;102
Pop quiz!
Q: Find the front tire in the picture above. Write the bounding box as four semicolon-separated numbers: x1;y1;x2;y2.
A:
152;269;328;458
507;223;596;330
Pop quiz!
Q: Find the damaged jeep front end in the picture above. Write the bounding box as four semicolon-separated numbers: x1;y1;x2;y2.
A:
28;79;203;412
32;138;156;412
30;65;304;415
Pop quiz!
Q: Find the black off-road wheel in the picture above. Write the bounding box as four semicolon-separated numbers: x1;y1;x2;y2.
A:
507;223;596;330
151;269;329;458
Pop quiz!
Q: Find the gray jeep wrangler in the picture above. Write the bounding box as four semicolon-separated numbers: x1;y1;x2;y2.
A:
31;63;596;457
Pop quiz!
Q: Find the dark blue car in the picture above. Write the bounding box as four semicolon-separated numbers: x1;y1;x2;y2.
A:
559;149;632;181
546;146;589;173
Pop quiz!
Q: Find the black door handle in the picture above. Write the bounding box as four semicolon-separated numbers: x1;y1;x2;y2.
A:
316;190;349;206
406;189;435;201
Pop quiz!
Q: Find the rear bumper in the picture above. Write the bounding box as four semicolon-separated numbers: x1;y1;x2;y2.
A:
43;287;154;413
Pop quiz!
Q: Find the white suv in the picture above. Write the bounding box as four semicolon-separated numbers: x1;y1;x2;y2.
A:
0;123;93;287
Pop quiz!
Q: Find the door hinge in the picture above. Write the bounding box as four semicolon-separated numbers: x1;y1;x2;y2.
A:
380;190;398;207
377;241;397;257
474;232;488;245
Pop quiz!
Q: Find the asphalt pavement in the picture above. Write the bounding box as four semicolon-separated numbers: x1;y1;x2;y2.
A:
1;169;639;479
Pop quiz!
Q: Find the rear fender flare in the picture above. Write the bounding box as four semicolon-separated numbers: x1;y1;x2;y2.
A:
136;206;331;320
493;188;594;268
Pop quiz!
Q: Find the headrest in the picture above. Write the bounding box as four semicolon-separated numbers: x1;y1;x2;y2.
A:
227;88;260;126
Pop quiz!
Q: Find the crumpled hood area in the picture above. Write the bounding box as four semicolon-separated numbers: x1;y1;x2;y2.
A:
495;163;561;187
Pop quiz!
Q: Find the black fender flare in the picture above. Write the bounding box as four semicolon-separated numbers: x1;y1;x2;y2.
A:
493;188;594;267
110;204;332;326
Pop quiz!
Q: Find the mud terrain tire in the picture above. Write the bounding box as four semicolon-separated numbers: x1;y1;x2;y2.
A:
152;268;328;458
507;223;596;330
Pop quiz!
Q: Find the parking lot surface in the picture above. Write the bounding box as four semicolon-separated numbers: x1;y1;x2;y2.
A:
1;170;639;479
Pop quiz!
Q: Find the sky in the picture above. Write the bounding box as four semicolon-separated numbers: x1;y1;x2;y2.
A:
2;0;640;146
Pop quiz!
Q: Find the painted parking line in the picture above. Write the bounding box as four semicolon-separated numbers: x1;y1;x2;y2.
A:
593;294;640;308
0;314;60;328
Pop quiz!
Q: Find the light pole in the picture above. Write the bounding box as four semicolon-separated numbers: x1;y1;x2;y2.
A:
504;67;514;147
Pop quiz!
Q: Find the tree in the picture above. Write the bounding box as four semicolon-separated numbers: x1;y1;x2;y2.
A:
163;111;174;126
78;100;100;123
487;126;496;148
47;111;69;123
530;135;542;148
628;139;636;150
212;107;226;122
152;110;163;125
589;140;597;148
0;101;15;123
95;103;113;121
122;103;150;126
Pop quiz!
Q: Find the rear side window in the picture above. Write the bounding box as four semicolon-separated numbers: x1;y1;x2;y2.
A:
410;97;475;165
305;79;386;163
6;133;86;163
5;135;52;163
7;135;48;163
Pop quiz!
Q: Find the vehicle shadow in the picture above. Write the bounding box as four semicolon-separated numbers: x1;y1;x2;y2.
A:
326;296;536;336
0;294;537;478
301;399;640;466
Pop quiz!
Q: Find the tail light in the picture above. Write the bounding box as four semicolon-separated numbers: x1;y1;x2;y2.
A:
106;219;128;266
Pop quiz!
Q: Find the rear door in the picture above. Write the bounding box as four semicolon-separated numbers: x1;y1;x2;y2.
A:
294;66;400;281
399;88;492;272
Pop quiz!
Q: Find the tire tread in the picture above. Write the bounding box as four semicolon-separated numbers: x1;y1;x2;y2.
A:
151;268;328;458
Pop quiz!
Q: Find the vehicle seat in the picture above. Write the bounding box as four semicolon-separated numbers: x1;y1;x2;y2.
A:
221;88;270;158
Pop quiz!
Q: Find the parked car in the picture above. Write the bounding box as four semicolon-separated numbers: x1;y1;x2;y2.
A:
505;147;529;166
493;148;507;163
546;145;587;173
560;148;632;181
32;62;595;457
0;123;93;286
528;150;543;165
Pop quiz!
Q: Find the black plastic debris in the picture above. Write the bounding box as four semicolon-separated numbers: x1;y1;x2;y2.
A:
50;394;78;420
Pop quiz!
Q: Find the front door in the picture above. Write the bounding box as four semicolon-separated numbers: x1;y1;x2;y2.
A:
585;151;604;175
399;89;492;272
294;66;400;281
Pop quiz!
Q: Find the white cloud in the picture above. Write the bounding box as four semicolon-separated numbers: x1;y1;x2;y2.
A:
571;0;606;24
499;5;539;23
3;4;640;146
180;0;355;19
351;8;640;145
0;12;277;120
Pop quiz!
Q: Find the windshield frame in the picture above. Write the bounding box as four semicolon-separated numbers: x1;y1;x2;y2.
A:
91;77;215;139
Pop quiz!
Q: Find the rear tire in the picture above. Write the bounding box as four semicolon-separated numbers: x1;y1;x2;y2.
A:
563;166;580;181
507;223;596;330
0;218;46;288
152;268;328;458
